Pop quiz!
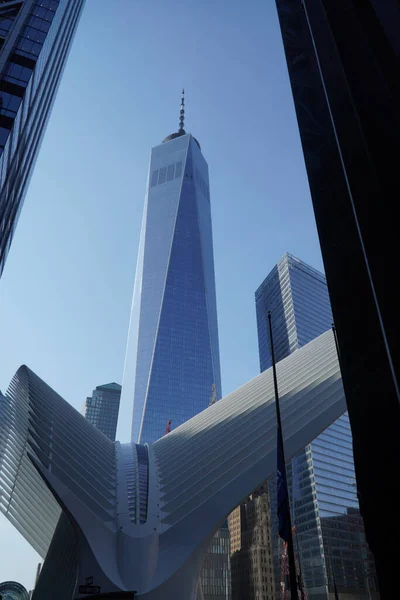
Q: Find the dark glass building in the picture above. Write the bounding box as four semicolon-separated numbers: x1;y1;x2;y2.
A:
274;2;400;590
255;254;378;599
0;0;86;277
121;98;229;599
84;382;121;442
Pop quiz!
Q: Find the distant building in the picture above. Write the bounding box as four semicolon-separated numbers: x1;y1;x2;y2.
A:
83;382;121;441
228;486;275;600
199;526;231;600
255;253;378;598
0;0;86;277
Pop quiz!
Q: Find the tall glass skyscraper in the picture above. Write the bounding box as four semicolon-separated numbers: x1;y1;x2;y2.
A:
255;253;378;599
122;96;221;445
0;0;86;277
122;95;229;599
83;382;121;442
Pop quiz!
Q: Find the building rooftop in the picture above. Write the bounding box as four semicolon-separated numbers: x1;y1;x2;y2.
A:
96;382;122;391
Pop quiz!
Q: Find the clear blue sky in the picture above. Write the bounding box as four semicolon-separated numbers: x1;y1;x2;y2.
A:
0;0;324;589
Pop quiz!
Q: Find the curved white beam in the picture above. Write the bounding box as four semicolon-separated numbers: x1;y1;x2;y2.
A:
0;330;345;599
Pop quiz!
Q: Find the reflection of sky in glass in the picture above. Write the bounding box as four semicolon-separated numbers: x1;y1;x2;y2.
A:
121;134;221;445
0;0;86;275
257;254;374;594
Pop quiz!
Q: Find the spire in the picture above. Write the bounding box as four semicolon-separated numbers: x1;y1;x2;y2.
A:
178;88;185;133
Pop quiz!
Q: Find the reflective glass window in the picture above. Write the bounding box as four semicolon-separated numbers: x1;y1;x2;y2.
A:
175;161;182;178
166;163;175;181
158;166;167;184
151;169;158;187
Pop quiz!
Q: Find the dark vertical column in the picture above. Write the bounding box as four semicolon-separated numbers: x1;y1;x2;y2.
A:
274;0;400;594
31;513;77;600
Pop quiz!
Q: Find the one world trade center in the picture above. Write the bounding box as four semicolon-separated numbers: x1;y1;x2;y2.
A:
122;92;222;445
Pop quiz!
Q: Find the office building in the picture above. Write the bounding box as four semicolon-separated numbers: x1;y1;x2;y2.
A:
122;93;221;443
0;0;86;277
274;2;400;589
83;382;121;441
255;253;378;599
121;94;227;599
228;486;275;600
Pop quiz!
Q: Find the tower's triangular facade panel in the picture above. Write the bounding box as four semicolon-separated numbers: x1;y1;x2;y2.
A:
139;142;217;443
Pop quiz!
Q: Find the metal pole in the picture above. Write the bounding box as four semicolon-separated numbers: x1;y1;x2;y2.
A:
268;311;298;600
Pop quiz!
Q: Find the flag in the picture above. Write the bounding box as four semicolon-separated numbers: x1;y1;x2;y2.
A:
277;424;291;542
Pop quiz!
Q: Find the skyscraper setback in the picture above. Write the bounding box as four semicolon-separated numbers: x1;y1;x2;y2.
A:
121;94;229;599
0;0;86;277
255;253;378;598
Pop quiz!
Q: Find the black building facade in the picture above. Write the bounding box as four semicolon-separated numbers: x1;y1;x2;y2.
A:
0;0;85;277
274;1;400;595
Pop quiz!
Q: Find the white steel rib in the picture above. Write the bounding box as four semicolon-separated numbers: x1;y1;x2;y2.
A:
0;330;346;599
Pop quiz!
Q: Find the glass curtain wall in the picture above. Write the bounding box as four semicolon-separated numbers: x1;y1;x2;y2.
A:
255;253;378;599
0;0;86;276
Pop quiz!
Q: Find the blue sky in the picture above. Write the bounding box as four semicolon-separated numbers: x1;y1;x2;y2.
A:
0;0;324;589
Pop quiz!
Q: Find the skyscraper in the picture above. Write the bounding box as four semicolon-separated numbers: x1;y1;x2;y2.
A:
0;0;86;277
274;2;400;589
83;382;121;442
122;93;228;599
255;253;378;599
123;92;221;445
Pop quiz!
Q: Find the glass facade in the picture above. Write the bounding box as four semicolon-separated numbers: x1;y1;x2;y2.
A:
84;382;121;442
255;253;378;599
122;131;221;445
122;129;228;599
199;526;231;600
0;0;86;277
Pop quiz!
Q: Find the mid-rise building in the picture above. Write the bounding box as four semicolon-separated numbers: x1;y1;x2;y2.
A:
121;94;229;599
83;382;121;441
228;486;275;600
0;0;86;277
255;253;378;599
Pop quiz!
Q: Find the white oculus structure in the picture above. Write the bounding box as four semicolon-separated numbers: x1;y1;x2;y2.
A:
0;330;346;599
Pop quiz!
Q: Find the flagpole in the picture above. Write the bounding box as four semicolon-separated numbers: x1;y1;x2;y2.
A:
267;311;298;599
